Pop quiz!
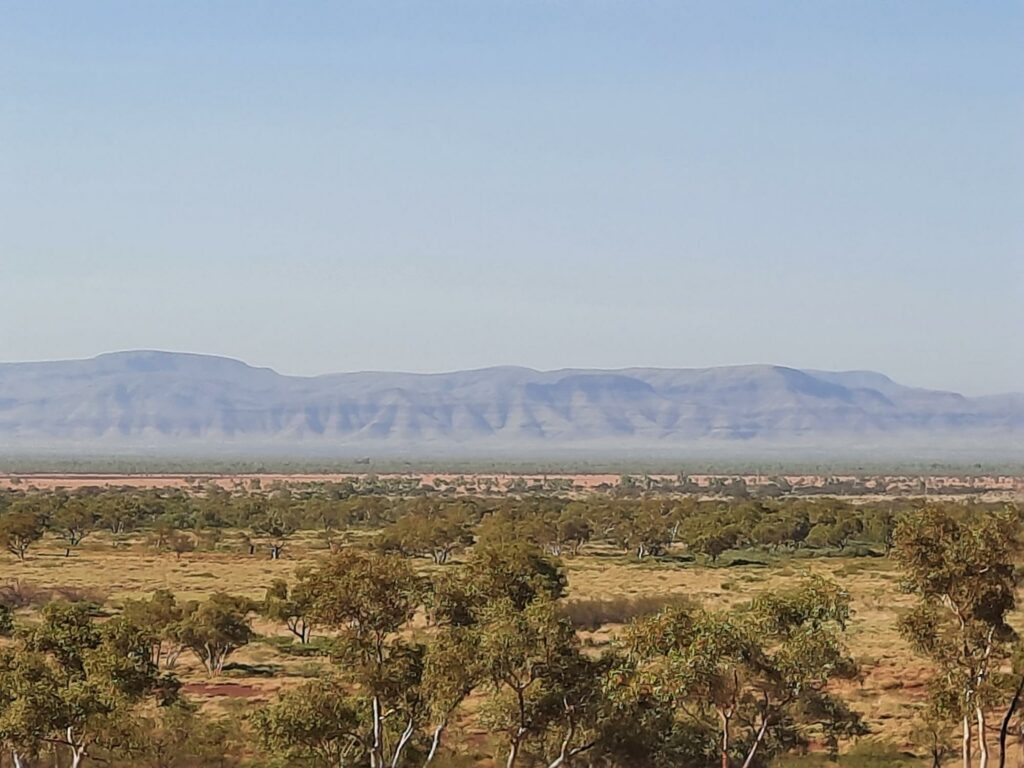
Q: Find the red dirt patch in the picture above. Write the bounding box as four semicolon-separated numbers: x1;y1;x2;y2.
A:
181;681;263;699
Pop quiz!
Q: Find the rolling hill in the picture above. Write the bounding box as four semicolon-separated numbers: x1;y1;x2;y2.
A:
0;351;1019;460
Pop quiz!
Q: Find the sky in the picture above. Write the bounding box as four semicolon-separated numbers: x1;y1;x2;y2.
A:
1;2;1021;395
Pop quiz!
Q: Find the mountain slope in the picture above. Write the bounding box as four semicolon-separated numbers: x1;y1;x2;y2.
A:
0;351;1019;458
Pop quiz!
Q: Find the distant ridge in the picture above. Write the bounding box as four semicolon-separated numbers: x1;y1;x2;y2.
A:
0;351;1019;460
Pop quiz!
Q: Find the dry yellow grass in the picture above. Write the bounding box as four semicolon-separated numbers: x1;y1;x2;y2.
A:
0;532;948;759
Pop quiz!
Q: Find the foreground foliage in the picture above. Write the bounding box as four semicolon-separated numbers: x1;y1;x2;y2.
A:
0;483;1020;766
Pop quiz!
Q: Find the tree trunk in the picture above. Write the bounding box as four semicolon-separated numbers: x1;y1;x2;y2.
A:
506;725;527;768
721;710;732;768
69;728;85;768
389;718;415;768
978;707;990;768
165;646;183;669
740;715;771;768
506;739;521;768
547;744;596;768
964;714;974;768
424;725;444;765
998;675;1024;768
548;709;577;768
370;695;383;768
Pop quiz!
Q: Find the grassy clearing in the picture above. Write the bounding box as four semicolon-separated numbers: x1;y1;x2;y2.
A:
0;531;941;763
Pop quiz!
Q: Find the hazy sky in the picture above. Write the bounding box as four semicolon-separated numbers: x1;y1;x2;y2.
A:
1;2;1021;395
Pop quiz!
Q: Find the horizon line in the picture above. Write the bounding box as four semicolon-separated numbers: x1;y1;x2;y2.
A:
3;347;1017;398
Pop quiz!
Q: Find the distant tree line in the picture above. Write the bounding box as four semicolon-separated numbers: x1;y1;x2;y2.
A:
0;484;981;565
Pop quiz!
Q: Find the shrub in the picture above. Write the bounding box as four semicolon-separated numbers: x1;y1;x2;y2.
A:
560;594;694;630
0;604;13;635
0;581;106;610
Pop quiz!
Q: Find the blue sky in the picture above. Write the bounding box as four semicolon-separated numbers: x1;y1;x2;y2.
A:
1;1;1021;394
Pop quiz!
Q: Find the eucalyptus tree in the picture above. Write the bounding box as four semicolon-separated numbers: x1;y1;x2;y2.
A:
19;600;174;768
0;505;45;561
422;540;571;763
303;498;353;551
607;500;676;560
262;573;316;644
116;699;243;768
50;499;97;557
169;593;256;676
0;648;63;767
116;590;187;669
253;677;366;766
252;498;301;559
379;501;475;564
431;541;567;626
95;493;140;536
477;596;603;768
306;549;426;768
419;625;482;764
623;577;861;768
556;504;593;556
894;505;1024;768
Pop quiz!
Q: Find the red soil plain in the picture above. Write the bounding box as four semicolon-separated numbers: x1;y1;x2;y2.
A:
0;471;1020;496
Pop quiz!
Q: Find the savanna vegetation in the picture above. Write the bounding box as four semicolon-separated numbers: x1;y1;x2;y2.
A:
0;477;1020;767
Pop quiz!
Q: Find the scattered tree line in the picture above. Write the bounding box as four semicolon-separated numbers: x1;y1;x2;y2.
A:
0;485;985;565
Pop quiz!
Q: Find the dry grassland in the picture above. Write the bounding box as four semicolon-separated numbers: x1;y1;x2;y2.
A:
0;529;939;765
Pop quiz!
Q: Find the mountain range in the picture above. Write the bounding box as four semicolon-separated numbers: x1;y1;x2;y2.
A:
0;351;1020;460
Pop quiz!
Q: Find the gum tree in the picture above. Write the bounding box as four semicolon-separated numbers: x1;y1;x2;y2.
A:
894;505;1023;768
20;601;174;768
170;593;255;676
253;677;365;766
623;577;862;768
307;549;425;768
262;572;316;644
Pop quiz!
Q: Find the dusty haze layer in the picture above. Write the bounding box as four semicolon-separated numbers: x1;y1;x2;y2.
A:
0;351;1020;460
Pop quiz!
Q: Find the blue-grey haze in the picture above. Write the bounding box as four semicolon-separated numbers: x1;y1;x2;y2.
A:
0;351;1019;460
